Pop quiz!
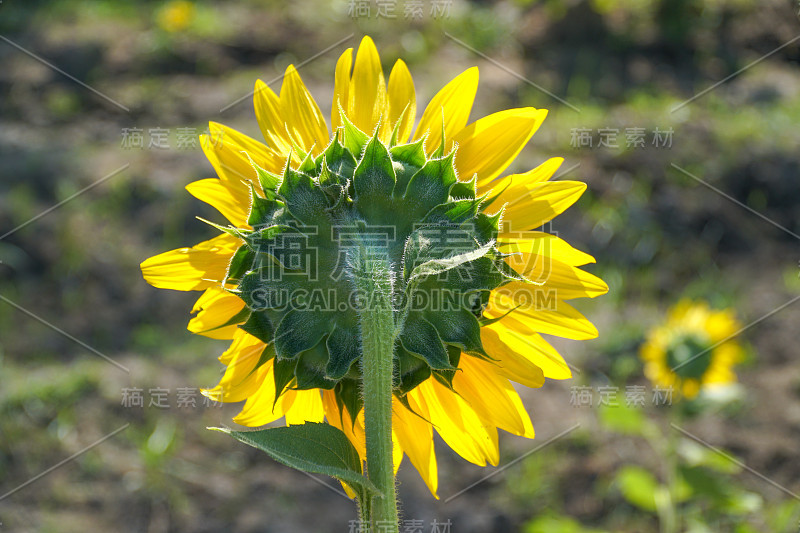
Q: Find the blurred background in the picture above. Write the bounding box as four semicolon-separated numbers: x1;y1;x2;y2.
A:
1;0;799;531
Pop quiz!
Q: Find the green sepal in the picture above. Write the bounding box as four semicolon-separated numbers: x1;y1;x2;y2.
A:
247;343;276;378
196;217;250;241
297;150;317;175
396;346;432;395
430;114;447;159
425;307;488;358
248;185;282;229
226;245;255;283
294;342;338;390
480;176;512;211
335;378;363;427
403;152;457;219
321;133;357;185
432;344;462;389
273;356;298;403
422;197;483;225
278;167;330;225
473;211;502;243
209;423;380;498
245;153;282;193
407;240;494;283
490;250;533;283
449;175;478;200
399;313;452;370
338;104;370;158
274;309;334;360
388;103;411;147
238;310;275;344
325;325;361;380
353;133;397;200
238;268;301;311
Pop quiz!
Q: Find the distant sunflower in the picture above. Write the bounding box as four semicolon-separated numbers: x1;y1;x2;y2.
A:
641;300;743;399
156;0;195;33
141;36;606;497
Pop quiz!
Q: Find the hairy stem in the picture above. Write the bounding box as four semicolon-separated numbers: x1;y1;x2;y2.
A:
354;252;399;532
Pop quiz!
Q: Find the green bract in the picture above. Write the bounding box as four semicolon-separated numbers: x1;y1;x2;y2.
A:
211;116;528;422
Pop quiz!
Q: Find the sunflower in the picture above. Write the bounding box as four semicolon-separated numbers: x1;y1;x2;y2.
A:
140;36;606;497
156;0;195;33
640;299;743;399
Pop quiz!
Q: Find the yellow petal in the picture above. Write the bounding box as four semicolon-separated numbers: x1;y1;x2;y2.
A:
205;331;268;403
498;232;596;267
280;65;329;155
413;67;479;154
379;59;416;144
454;107;548;185
254;79;293;154
482;322;572;379
413;379;499;466
188;287;245;339
392;429;403;475
232;359;285;426
488;290;599;340
199;123;284;215
331;47;353;133
485;156;564;200
392;397;438;497
499;257;608;300
453;356;532;437
208;121;286;177
349;36;386;135
140;234;238;291
185;179;251;227
285;389;325;425
501;180;587;232
481;326;546;387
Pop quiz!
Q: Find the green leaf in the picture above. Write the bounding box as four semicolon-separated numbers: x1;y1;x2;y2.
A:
598;403;649;436
676;439;741;474
209;423;379;497
524;514;609;533
615;465;660;512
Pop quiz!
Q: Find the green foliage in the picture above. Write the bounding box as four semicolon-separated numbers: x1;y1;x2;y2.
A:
524;514;610;533
614;465;660;512
210;423;379;500
598;403;654;437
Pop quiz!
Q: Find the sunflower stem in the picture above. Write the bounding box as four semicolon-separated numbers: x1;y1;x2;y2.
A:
353;249;399;532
